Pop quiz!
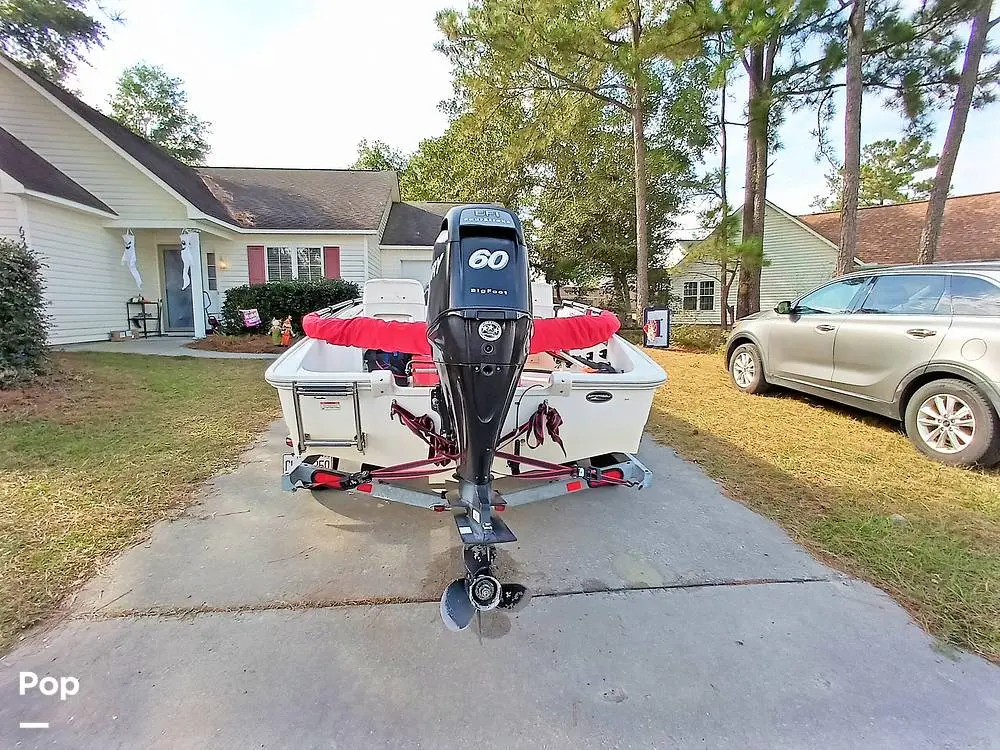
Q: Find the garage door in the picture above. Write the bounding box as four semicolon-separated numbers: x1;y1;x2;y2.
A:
399;259;432;286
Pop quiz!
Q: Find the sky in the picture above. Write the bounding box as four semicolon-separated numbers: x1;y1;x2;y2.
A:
71;0;1000;235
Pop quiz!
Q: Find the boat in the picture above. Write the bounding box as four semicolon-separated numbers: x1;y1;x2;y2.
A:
265;205;667;630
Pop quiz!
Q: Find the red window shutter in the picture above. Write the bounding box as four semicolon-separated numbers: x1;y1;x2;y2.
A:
247;245;265;284
323;246;341;279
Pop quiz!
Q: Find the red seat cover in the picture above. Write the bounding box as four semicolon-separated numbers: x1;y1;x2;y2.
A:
300;310;620;356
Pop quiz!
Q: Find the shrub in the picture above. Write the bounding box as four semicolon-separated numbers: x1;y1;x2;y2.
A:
219;279;360;335
0;233;49;388
670;324;728;353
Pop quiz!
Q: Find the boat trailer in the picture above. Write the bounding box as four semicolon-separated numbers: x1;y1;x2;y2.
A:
281;399;651;631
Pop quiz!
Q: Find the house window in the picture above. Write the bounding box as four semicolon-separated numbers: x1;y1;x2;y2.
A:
266;247;323;281
266;247;293;281
206;252;218;291
699;281;715;311
682;282;698;310
296;247;323;281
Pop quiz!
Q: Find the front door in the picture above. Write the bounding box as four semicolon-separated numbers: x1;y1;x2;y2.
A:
161;246;193;332
768;276;871;387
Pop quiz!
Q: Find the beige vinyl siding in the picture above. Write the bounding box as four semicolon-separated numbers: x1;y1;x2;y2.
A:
670;261;727;325
26;198;156;344
758;204;838;309
368;206;391;278
0;64;187;220
671;203;839;324
380;247;433;281
0;193;20;239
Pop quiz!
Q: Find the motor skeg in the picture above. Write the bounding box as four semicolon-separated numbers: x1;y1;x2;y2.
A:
426;206;533;488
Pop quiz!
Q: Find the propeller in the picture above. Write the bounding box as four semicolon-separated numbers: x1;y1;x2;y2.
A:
440;578;531;631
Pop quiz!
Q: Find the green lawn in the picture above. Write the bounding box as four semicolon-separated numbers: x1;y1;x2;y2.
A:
0;353;278;652
645;349;1000;663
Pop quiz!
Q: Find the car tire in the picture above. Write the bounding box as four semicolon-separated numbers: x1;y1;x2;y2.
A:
728;343;771;395
904;379;1000;467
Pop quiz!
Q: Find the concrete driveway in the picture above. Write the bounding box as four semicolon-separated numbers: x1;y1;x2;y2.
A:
2;424;999;749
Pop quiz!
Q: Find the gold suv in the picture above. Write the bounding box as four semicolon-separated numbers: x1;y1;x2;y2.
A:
725;264;1000;466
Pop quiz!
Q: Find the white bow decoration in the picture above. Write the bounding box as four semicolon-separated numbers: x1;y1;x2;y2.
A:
121;231;142;289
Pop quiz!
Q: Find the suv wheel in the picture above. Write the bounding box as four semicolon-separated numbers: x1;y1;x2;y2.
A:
904;379;1000;466
729;342;771;395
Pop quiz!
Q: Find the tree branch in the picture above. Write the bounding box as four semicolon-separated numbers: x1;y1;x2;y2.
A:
523;58;632;112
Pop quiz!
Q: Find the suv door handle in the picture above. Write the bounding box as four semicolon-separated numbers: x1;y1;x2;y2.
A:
906;328;937;338
815;324;836;332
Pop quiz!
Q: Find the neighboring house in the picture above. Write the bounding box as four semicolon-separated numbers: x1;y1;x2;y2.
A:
0;53;460;345
671;191;1000;324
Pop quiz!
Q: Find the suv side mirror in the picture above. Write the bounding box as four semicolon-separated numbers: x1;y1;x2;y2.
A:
775;300;793;315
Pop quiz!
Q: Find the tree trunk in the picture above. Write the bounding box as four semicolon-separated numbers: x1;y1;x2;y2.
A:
632;85;650;317
737;44;768;319
736;46;762;320
718;47;729;329
746;122;768;315
837;0;866;276
917;0;992;264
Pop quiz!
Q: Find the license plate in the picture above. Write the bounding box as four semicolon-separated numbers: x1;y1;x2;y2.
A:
282;453;335;474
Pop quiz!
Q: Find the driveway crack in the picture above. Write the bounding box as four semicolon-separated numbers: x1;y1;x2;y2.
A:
74;576;834;621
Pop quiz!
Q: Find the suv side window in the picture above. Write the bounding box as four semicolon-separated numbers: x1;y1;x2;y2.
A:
858;274;948;315
951;275;1000;316
795;277;870;315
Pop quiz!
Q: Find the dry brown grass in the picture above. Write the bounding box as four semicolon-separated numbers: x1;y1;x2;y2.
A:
644;349;1000;662
0;353;278;652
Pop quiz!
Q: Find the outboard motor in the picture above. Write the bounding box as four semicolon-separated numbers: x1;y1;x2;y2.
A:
428;206;534;631
427;206;533;516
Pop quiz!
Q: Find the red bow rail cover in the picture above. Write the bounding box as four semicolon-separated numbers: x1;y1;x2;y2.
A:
300;310;621;355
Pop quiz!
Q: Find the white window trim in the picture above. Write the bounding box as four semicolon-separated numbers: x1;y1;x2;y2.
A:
265;246;324;282
698;280;715;311
682;281;699;311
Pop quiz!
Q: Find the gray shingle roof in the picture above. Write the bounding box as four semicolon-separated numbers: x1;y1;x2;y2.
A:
382;202;467;245
0;126;116;214
197;168;398;230
799;192;1000;264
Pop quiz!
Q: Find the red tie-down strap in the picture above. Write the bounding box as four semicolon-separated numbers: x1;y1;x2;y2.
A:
300;310;620;355
499;402;565;455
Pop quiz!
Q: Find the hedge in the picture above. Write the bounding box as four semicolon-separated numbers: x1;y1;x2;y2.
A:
0;233;49;388
219;279;360;335
670;324;728;353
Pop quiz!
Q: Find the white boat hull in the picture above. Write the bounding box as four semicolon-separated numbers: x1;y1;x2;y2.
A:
265;284;667;481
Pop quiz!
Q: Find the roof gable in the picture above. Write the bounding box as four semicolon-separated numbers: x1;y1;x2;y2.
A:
799;192;1000;264
0;54;433;233
2;56;232;221
0;126;115;214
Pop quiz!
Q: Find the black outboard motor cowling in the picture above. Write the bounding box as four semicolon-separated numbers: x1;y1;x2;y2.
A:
426;206;533;509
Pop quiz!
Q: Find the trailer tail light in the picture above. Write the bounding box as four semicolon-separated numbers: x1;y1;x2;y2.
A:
566;480;583;492
589;468;625;488
494;504;506;512
312;471;342;489
432;504;448;512
285;436;294;447
356;483;373;493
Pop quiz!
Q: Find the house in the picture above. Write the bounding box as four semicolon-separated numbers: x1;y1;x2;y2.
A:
670;191;1000;324
0;53;460;345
